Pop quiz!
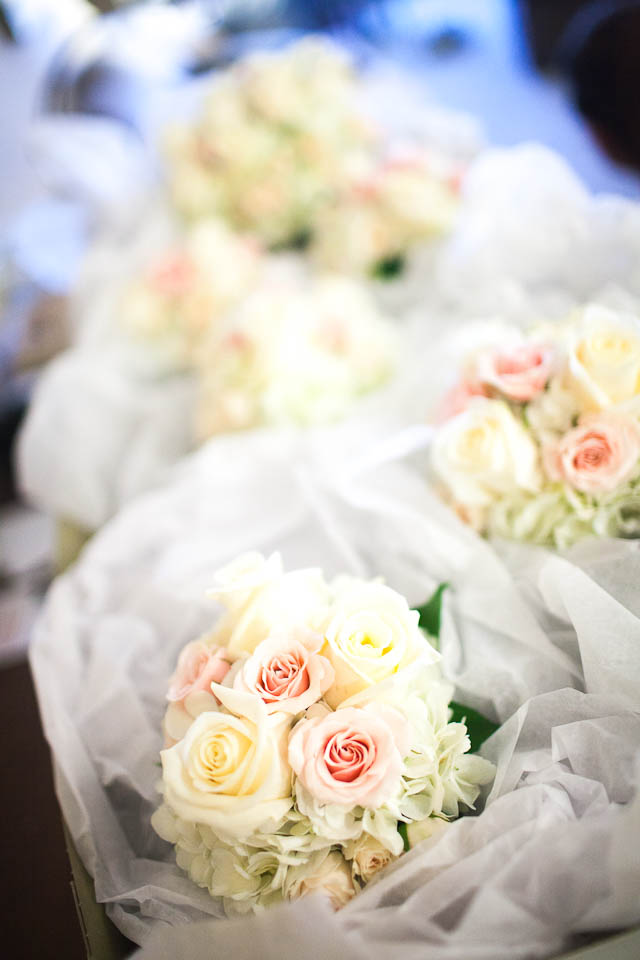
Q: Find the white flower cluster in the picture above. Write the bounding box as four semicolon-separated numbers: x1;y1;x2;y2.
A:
152;553;495;914
311;146;459;276
430;305;640;547
120;219;262;368
194;273;399;437
164;37;460;267
165;38;374;248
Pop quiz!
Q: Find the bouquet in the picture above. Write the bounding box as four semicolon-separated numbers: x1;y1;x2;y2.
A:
164;36;461;273
194;272;399;437
121;219;262;369
152;552;495;915
311;144;459;278
165;37;375;248
430;304;640;547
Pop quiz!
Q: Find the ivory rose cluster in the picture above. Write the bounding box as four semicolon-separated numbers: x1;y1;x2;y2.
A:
153;552;495;915
430;306;640;547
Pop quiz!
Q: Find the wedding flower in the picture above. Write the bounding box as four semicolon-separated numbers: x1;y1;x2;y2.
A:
283;850;356;910
345;833;398;882
312;149;458;274
289;704;409;808
162;641;234;745
544;413;640;495
168;641;232;702
165;38;373;247
195;274;397;438
321;578;439;709
567;305;640;411
160;684;292;841
475;341;554;402
430;397;541;513
207;553;330;657
233;628;334;715
122;219;261;367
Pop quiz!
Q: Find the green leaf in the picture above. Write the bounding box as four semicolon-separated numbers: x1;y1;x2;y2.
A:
414;582;449;644
371;252;406;281
449;701;499;752
397;821;410;852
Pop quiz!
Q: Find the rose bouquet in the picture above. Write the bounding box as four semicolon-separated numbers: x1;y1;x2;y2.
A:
311;145;459;278
164;36;462;274
120;219;262;369
165;37;375;248
152;552;495;915
194;272;399;437
430;304;640;547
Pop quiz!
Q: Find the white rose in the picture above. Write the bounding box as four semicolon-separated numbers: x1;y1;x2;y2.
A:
431;397;541;513
207;552;330;656
159;684;293;841
345;833;397;883
321;577;439;709
567;305;640;411
284;850;356;909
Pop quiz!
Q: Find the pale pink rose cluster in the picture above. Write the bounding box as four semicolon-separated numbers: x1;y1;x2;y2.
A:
154;553;494;915
430;310;640;547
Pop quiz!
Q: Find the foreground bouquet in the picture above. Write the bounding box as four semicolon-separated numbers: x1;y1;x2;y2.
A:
430;305;640;547
152;553;495;914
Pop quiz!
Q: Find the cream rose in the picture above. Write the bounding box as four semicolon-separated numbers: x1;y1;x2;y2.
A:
475;341;554;402
233;628;334;715
567;306;640;411
207;552;330;656
346;833;397;882
284;850;356;910
321;578;439;709
544;412;640;495
160;684;292;841
430;397;541;511
289;704;409;808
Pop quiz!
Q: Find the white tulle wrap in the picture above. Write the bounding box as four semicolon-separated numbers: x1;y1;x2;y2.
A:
29;427;640;956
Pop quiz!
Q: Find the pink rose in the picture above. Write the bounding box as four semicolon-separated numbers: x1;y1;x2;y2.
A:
289;705;409;808
476;343;554;402
544;413;640;495
149;253;195;297
234;629;334;715
167;642;232;703
434;379;488;423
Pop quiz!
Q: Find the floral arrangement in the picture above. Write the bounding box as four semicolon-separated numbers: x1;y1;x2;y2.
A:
164;37;460;266
194;273;398;437
430;305;640;547
311;145;459;277
152;552;495;914
120;219;262;368
165;38;374;248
